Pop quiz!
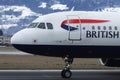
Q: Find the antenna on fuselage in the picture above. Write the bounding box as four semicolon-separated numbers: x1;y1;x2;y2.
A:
71;6;74;11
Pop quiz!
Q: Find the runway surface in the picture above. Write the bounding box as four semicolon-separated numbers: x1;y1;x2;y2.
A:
0;70;120;80
0;51;29;55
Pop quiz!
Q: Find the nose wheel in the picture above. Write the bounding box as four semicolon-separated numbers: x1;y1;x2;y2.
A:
61;55;73;78
61;69;72;78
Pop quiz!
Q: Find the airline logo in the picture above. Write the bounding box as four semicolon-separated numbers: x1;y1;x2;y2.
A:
61;19;119;38
61;19;109;31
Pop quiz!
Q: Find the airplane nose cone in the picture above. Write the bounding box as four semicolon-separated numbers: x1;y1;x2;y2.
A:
11;31;24;45
11;30;24;50
11;29;31;45
11;34;18;45
11;29;31;50
11;28;38;52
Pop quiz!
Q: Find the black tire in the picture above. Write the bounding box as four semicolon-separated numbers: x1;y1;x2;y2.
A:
101;58;112;66
61;70;65;78
100;58;120;67
61;69;72;78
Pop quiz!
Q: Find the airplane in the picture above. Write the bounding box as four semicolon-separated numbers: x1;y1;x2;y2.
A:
11;11;120;78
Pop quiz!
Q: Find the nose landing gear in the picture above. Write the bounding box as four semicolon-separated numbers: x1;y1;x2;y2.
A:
61;55;73;78
61;69;72;78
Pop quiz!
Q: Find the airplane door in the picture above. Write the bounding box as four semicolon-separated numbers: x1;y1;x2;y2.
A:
67;15;81;41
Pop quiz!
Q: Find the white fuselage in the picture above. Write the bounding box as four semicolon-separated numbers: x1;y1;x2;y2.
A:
11;11;120;58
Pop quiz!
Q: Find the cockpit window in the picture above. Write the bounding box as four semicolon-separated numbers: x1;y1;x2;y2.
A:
38;23;46;29
28;22;53;30
28;23;38;28
47;23;53;29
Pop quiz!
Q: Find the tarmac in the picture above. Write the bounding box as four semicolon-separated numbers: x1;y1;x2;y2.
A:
0;51;29;55
0;49;120;80
0;70;120;80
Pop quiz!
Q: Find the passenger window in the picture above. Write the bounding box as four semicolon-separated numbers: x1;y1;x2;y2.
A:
38;23;46;29
98;26;100;30
109;26;112;30
115;26;117;30
103;26;106;30
92;26;95;30
47;23;53;29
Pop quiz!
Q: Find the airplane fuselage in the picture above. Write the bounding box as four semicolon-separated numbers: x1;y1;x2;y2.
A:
11;11;120;58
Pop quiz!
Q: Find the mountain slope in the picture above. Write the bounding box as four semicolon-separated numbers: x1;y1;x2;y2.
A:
0;0;120;35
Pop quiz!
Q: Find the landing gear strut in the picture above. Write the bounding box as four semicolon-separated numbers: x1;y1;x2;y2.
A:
61;55;73;78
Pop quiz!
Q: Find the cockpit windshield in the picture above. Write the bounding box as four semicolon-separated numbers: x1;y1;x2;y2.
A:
27;22;53;30
27;23;38;28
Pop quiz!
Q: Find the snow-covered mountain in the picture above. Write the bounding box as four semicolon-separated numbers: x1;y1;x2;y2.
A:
0;5;41;35
1;0;120;36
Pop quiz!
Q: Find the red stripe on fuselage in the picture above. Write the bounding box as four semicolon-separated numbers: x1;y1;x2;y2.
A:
62;19;109;25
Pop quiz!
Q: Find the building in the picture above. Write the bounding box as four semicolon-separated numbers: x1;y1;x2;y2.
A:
0;29;3;45
0;29;11;46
